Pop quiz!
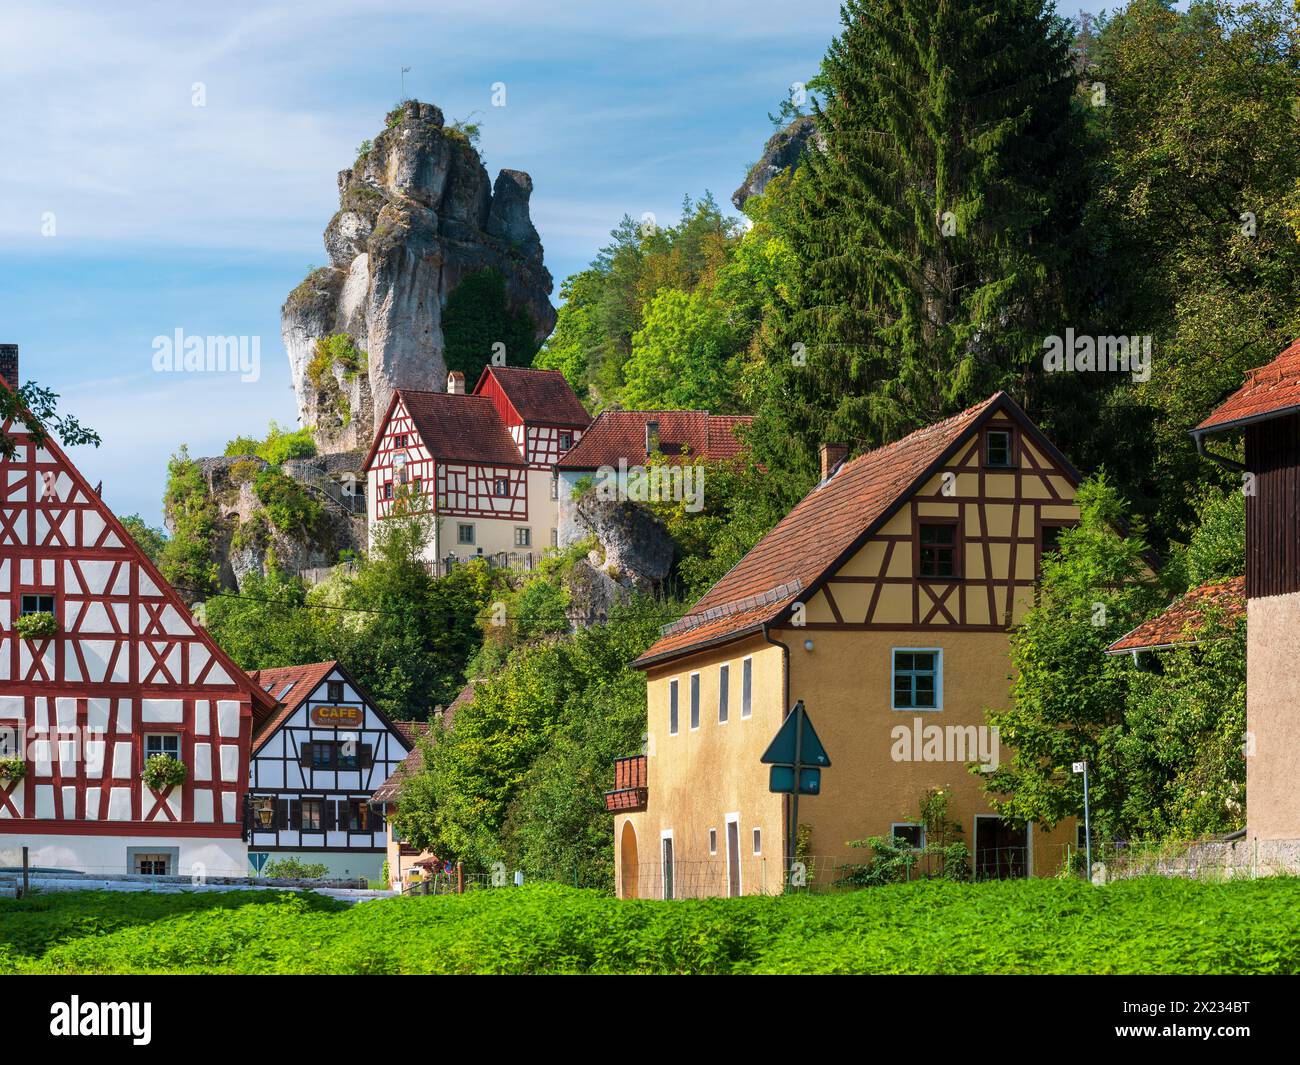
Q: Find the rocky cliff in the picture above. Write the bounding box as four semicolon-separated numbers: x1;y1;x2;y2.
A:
732;115;820;210
283;101;557;452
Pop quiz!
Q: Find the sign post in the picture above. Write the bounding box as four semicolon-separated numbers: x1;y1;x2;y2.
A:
1073;760;1091;878
761;700;830;890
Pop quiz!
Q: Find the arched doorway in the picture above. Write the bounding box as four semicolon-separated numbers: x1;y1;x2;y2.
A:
619;821;639;898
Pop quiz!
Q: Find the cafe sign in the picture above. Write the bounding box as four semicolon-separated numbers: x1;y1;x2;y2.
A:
310;705;364;728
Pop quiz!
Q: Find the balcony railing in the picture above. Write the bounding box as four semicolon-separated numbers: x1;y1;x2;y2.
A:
604;754;647;813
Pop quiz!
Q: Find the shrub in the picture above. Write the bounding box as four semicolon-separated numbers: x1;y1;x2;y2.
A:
14;612;59;640
0;758;26;782
253;469;322;536
264;858;329;880
225;422;316;466
141;754;187;793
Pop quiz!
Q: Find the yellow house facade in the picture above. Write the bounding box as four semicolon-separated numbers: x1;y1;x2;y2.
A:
609;392;1082;897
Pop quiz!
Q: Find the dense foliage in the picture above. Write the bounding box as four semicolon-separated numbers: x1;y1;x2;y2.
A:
224;421;317;466
5;879;1300;974
441;268;541;382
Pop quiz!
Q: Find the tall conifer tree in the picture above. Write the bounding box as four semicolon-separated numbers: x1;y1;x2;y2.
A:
751;0;1089;498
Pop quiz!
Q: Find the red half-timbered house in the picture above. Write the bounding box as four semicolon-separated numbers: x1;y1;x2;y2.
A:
0;346;276;877
363;366;590;570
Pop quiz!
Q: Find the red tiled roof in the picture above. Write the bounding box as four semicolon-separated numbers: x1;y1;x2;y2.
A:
636;393;1059;667
477;366;591;428
370;682;476;804
249;661;339;750
399;390;526;466
1106;576;1246;654
1196;339;1300;434
557;411;754;470
392;720;432;745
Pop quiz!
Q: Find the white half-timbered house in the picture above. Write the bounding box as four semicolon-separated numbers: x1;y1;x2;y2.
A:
246;660;413;878
363;366;590;570
0;345;278;877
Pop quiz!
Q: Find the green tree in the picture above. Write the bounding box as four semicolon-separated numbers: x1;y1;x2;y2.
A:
159;447;221;598
118;514;167;564
620;288;740;411
981;475;1160;835
748;0;1091;511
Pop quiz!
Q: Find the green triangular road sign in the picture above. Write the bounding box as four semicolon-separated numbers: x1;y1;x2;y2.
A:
760;701;830;768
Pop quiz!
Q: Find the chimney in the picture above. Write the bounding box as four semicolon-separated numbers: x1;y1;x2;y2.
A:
0;344;17;392
446;371;465;395
820;442;848;480
645;420;660;456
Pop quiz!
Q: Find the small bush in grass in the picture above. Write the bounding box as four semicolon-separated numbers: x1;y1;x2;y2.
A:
263;858;329;880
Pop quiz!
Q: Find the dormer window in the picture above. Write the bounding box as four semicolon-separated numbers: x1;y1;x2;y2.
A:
985;428;1015;468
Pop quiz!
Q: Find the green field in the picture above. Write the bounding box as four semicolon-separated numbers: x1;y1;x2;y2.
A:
2;877;1297;974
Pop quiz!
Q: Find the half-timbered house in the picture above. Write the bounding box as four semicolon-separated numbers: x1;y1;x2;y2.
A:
246;660;412;878
610;392;1082;898
0;344;277;877
1192;338;1300;854
363;366;590;570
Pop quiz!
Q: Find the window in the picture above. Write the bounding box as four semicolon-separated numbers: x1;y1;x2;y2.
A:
668;678;679;736
494;476;510;497
550;528;558;548
892;649;942;710
457;523;475;545
327;680;344;702
752;828;762;855
918;522;959;578
689;673;700;730
310;743;333;771
1040;523;1071;559
661;834;675;900
144;734;180;759
300;799;324;832
382;482;394;501
550;475;559;500
412;476;422;495
718;664;730;723
20;594;55;615
397;462;409;485
985;428;1015;467
741;657;752;718
514;527;531;547
892;823;925;849
278;681;296;700
135;853;172;876
348;799;371;832
709;828;717;855
559;432;573;451
337;740;359;771
393;434;408;448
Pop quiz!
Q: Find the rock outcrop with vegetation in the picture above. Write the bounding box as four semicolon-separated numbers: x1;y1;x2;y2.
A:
283;100;557;450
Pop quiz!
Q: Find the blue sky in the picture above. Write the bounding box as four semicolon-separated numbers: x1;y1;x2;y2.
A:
0;0;1113;525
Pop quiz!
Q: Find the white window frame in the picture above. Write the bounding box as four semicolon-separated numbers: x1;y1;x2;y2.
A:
741;656;753;718
718;663;729;724
689;672;700;731
890;647;943;711
725;812;743;895
891;822;926;850
660;829;676;900
144;733;180;759
752;826;762;856
668;678;679;736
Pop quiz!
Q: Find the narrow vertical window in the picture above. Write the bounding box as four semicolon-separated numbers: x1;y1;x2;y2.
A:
689;673;700;730
668;679;679;736
718;664;730;723
741;657;753;718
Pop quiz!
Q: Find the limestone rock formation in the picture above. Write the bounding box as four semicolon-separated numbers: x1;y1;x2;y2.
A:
283;101;557;451
574;495;675;590
732;115;821;210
